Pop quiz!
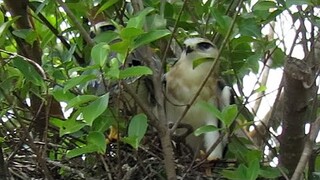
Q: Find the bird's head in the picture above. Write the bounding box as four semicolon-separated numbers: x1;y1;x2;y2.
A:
181;38;218;62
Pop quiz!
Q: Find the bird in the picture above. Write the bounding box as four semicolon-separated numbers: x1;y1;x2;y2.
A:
164;37;233;161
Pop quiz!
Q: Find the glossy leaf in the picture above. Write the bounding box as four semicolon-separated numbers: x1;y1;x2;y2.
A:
127;7;155;29
81;93;109;126
66;95;98;110
13;57;44;87
123;114;148;149
194;125;220;136
133;29;171;49
63;74;96;93
119;66;153;79
91;42;110;67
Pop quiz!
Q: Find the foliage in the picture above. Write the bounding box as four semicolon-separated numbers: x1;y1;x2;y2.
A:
0;0;320;179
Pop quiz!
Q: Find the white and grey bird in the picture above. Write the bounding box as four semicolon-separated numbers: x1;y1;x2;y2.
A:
165;37;233;161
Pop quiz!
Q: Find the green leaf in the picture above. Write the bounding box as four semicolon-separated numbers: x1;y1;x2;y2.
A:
196;101;223;120
252;1;277;11
271;47;285;68
110;40;130;54
119;66;153;79
81;93;109;126
120;27;144;40
259;167;281;178
127;7;155;29
238;18;261;38
246;159;260;180
0;17;19;46
87;131;106;154
133;29;171;49
12;29;37;45
211;9;232;36
255;85;267;93
123;114;148;149
221;104;238;128
52;87;76;102
66;95;98;110
13;57;44;87
92;109;115;133
66;144;99;158
58;118;86;136
63;74;96;93
194;125;220;136
91;42;110;67
95;0;119;16
192;58;214;69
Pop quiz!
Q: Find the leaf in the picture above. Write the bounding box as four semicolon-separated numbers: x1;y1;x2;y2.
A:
192;58;215;69
95;0;119;16
0;17;19;45
194;125;220;136
123;114;148;149
119;66;153;79
271;47;285;68
110;40;130;54
91;42;110;67
87;131;106;154
133;29;171;49
246;159;260;180
221;104;238;128
13;57;44;87
254;85;267;93
120;27;144;40
252;1;277;11
66;95;98;110
81;93;109;126
92;109;115;133
196;101;222;120
238;18;261;38
58;118;86;136
63;74;96;93
259;167;281;178
12;29;37;45
127;7;155;29
66;144;99;158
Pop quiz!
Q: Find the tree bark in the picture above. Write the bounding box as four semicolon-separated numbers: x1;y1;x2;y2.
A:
279;57;312;177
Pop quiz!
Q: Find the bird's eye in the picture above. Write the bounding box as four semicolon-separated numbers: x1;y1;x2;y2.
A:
197;42;213;50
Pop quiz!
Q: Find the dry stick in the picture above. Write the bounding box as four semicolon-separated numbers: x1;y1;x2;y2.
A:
0;87;54;180
170;0;244;134
291;117;320;180
56;0;94;47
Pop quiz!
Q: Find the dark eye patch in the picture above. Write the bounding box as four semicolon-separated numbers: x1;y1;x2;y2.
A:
100;24;116;32
197;42;213;50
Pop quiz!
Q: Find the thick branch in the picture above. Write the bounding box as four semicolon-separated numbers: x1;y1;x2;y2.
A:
279;57;312;177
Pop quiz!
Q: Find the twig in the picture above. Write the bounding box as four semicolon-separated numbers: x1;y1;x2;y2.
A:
56;0;94;47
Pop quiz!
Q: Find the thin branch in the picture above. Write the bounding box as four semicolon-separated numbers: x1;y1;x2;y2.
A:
56;0;94;47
